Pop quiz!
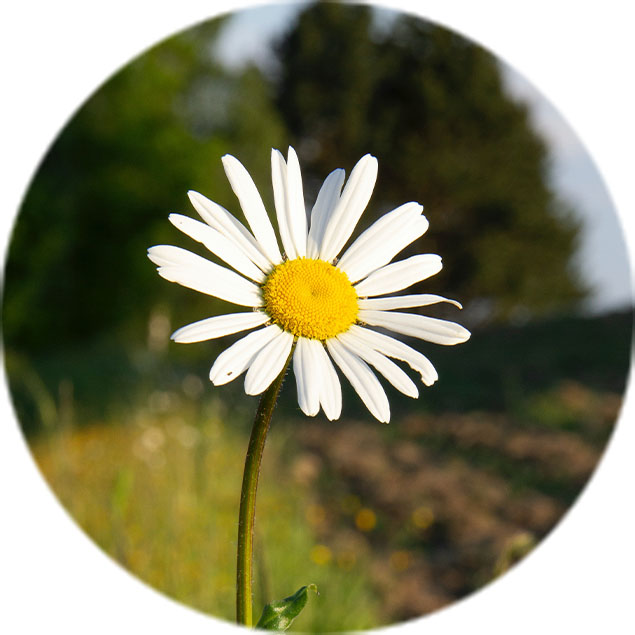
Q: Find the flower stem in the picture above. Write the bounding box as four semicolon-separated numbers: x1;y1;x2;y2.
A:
236;346;294;627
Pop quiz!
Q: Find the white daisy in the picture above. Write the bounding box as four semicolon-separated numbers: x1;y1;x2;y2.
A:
148;148;470;423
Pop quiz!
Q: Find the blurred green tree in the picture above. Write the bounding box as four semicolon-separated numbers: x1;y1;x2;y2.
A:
3;2;588;357
275;3;585;319
3;19;286;354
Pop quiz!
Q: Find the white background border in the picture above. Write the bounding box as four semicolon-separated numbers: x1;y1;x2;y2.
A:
1;1;633;633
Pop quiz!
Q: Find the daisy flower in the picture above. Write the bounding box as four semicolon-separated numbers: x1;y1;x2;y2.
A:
148;148;470;423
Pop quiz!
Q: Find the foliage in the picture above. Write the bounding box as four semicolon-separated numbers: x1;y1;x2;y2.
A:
24;306;626;626
274;3;585;318
3;19;285;354
256;584;317;631
29;405;379;632
2;2;590;358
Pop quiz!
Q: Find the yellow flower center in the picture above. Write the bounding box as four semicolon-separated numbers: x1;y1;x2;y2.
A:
263;258;359;340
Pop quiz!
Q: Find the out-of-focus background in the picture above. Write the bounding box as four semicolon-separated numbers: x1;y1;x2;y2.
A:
2;2;632;632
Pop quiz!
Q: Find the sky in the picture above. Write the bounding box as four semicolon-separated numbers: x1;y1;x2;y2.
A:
214;2;632;314
503;69;632;314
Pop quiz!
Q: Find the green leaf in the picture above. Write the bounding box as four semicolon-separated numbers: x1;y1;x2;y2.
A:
255;584;318;631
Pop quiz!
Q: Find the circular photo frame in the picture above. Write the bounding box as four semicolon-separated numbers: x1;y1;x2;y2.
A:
2;2;633;633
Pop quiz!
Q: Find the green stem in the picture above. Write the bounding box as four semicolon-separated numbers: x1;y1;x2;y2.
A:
236;346;294;627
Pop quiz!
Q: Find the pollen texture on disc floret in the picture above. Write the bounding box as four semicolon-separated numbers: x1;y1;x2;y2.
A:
263;258;359;340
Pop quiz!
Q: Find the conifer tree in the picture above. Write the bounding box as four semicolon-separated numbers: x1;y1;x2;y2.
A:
275;3;584;319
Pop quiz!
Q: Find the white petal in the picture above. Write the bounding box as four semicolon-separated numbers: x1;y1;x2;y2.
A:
340;215;430;284
313;342;342;420
358;294;462;311
168;214;265;283
307;168;345;258
326;339;390;423
337;333;418;398
222;154;282;265
244;330;294;395
271;149;297;260
293;338;320;416
337;203;426;282
148;245;263;307
209;325;281;385
285;147;308;257
271;148;308;259
354;254;442;297
171;311;269;343
359;310;471;346
344;325;438;386
319;155;378;262
147;244;195;267
188;190;272;273
338;203;422;263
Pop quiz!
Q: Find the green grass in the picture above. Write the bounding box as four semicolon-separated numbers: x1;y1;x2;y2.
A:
29;398;380;632
8;308;632;629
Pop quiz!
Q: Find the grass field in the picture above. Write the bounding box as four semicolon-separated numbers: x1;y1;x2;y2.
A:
9;309;632;631
29;403;380;632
